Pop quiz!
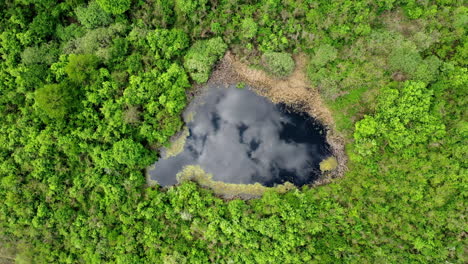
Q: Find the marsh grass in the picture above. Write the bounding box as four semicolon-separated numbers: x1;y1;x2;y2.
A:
176;165;296;199
162;127;190;159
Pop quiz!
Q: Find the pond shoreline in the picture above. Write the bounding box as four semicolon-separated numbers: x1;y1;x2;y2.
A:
149;51;349;199
206;52;348;188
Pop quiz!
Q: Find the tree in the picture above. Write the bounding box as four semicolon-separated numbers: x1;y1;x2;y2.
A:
75;1;112;29
63;24;127;60
65;54;99;83
21;42;59;65
96;0;131;15
112;139;155;168
183;37;227;84
240;18;257;39
388;42;421;77
261;52;295;78
174;0;208;22
35;83;72;119
354;81;446;157
146;29;189;60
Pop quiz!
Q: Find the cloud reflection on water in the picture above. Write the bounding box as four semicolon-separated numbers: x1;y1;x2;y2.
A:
148;86;329;187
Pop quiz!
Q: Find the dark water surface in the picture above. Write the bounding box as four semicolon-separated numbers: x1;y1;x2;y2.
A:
148;85;331;187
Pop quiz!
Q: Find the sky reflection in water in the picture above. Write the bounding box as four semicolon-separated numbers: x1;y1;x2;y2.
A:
148;86;330;187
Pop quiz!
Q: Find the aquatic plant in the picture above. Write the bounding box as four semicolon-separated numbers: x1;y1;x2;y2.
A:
176;165;295;199
319;156;338;172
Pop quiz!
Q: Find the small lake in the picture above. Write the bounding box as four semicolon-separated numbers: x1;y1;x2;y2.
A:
147;85;332;187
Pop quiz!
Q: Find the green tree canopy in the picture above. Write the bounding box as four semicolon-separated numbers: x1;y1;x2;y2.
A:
96;0;131;15
34;83;72;119
147;29;189;60
240;18;258;39
65;54;100;83
112;139;155;168
75;1;112;29
354;81;446;157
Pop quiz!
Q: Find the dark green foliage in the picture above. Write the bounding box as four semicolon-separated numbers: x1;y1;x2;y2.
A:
63;23;128;61
262;52;295;78
131;0;175;28
184;37;227;83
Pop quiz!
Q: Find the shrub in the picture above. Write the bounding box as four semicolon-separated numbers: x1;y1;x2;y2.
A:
183;37;227;84
262;52;295;78
310;44;338;67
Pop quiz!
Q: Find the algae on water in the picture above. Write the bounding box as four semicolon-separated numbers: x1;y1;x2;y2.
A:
163;127;190;159
319;156;338;172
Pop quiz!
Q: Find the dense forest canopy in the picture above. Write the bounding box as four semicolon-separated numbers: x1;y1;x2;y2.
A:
0;0;466;263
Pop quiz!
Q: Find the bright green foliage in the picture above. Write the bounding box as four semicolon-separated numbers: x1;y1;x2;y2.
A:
65;54;99;83
112;139;154;168
122;63;189;143
147;29;189;60
262;52;295;78
75;1;112;29
184;37;227;83
0;0;466;263
354;81;446;157
353;115;379;157
63;23;127;61
96;0;131;15
174;0;208;21
35;83;72;119
240;18;257;39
